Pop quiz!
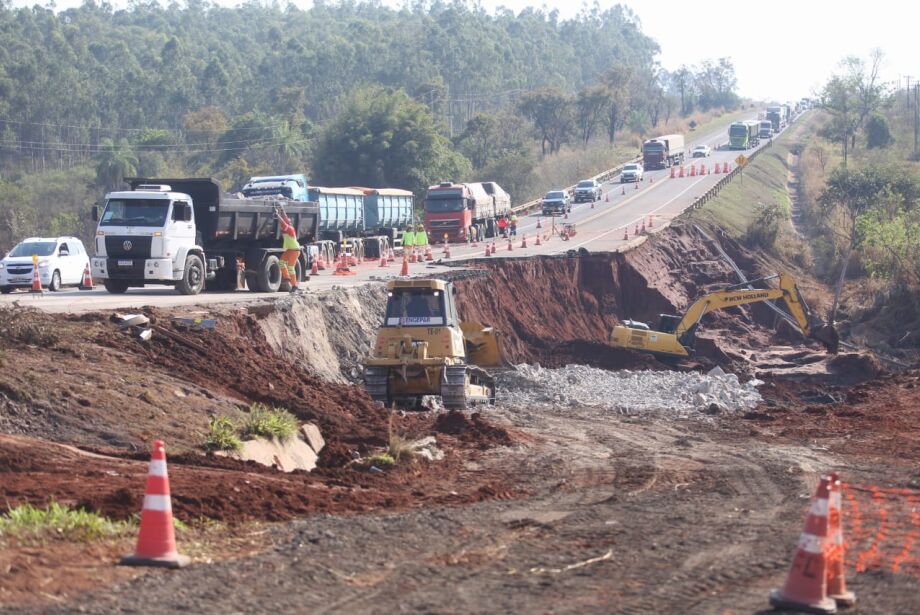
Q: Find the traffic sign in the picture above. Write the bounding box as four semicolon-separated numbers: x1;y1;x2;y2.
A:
735;154;748;167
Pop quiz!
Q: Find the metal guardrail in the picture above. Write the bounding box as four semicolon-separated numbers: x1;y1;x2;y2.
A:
684;138;772;212
509;155;642;215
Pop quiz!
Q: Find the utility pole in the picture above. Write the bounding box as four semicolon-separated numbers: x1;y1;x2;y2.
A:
907;75;914;112
914;83;919;160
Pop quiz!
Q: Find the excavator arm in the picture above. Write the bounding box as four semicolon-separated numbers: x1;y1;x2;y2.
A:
611;272;839;357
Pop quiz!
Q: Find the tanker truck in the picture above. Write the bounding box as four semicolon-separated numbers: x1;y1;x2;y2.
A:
91;178;319;295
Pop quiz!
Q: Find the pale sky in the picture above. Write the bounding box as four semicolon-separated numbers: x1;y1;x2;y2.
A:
12;0;916;101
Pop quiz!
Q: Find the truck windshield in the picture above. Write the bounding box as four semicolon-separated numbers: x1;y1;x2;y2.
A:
729;125;748;137
425;199;465;213
8;241;56;257
101;199;170;227
384;289;445;325
644;143;664;152
242;186;293;199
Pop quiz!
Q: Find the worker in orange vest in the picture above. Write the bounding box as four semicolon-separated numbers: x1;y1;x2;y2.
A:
274;203;300;293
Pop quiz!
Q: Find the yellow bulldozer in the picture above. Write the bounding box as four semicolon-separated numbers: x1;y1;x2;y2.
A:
363;279;505;409
609;272;839;358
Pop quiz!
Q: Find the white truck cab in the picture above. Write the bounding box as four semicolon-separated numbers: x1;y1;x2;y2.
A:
92;184;203;294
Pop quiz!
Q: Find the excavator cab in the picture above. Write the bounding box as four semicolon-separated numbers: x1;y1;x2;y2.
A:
364;279;503;409
656;314;682;334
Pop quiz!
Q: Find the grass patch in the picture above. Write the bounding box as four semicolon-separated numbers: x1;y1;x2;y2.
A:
0;502;134;543
242;403;298;442
204;415;242;453
367;452;395;467
385;414;416;464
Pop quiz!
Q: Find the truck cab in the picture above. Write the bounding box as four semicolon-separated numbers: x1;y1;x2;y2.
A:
241;174;309;201
92;184;204;295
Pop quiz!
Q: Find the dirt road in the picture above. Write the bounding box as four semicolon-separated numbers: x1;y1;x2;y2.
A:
30;402;919;614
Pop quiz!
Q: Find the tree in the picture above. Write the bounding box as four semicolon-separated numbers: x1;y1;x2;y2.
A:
313;87;471;195
865;113;893;149
518;88;573;156
575;85;610;146
671;66;693;116
94;139;138;190
273;122;308;173
819;166;894;321
820;52;887;165
602;66;632;144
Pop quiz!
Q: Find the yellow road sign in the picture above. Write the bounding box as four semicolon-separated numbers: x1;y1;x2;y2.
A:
735;154;748;167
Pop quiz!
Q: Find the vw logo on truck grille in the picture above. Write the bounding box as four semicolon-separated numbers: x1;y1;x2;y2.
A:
123;240;133;251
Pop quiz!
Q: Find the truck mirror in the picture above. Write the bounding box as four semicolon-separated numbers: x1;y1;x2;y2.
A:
184;204;192;222
91;205;98;221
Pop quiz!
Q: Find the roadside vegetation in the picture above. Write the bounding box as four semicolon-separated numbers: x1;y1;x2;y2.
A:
0;2;743;252
204;404;298;452
0;502;133;544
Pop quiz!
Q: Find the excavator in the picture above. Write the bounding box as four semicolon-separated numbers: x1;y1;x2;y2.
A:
363;279;505;409
609;272;840;358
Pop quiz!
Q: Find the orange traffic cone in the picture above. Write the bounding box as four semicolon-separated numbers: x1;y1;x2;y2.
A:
623;227;629;240
537;217;542;229
120;441;190;568
634;223;639;235
379;254;388;268
827;473;856;607
507;238;513;251
621;185;626;195
387;248;395;264
80;263;94;290
679;166;685;178
700;164;707;175
605;193;609;202
641;220;646;232
690;164;697;177
521;234;527;248
311;258;320;275
725;162;732;172
670;166;676;178
535;234;542;246
634;181;639;190
769;476;837;614
591;200;595;209
400;253;410;275
648;215;654;228
30;260;42;294
333;255;356;276
484;243;491;256
444;244;451;258
425;246;433;261
714;162;721;174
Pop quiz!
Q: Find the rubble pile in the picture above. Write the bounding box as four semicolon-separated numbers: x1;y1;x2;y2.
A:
498;364;763;416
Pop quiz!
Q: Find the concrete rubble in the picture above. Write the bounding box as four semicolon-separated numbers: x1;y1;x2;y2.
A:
497;364;763;417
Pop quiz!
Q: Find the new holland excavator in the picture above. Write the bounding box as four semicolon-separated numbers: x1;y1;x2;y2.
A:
609;272;840;358
363;279;505;409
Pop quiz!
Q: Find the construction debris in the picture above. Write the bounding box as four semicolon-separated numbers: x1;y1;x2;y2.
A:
497;364;762;416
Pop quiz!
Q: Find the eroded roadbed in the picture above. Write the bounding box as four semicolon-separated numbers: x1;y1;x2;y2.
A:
34;405;920;614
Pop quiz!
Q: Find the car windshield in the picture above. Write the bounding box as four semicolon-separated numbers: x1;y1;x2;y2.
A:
624;165;639;171
576;181;594;188
693;146;706;151
384;289;445;325
8;241;57;257
101;199;170;227
545;192;565;199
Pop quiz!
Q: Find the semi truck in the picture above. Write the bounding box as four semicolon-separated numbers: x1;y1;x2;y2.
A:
759;120;773;139
423;181;511;243
728;121;760;149
642;134;685;169
91;178;319;295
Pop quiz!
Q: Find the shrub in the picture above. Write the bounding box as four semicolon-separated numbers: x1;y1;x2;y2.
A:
204;416;242;453
242;403;298;442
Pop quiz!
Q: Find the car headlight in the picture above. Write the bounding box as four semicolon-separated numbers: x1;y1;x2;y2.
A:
38;260;50;268
0;263;4;269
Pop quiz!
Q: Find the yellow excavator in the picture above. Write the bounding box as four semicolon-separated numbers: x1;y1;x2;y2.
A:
609;272;839;358
363;279;505;409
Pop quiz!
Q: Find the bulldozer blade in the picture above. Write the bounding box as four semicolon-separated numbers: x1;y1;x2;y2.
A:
811;323;840;354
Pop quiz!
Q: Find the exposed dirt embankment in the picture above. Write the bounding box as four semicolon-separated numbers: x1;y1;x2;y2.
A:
453;224;827;370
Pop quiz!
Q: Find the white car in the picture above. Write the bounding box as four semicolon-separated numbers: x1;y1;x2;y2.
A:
691;145;712;158
0;236;91;293
620;163;644;183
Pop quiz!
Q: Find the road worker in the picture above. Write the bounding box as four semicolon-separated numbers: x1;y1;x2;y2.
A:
497;216;507;238
510;213;518;237
274;203;300;293
416;224;430;248
401;224;417;253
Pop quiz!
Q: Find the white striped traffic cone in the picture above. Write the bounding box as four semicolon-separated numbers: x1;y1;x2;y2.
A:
120;440;190;568
827;473;856;607
769;476;837;614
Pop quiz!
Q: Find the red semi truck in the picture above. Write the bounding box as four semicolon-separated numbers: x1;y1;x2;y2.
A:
423;181;511;242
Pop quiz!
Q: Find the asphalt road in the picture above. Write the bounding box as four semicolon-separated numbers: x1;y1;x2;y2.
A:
3;117;774;314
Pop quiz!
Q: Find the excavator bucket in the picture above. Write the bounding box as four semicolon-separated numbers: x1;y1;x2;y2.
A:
460;321;507;367
810;323;840;354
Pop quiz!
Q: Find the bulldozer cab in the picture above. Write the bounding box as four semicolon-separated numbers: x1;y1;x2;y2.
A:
383;279;458;328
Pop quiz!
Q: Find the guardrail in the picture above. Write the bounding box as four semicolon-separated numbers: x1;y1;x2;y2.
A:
509;155;642;215
684;138;773;212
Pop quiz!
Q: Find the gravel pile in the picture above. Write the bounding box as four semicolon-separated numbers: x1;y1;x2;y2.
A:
496;364;763;416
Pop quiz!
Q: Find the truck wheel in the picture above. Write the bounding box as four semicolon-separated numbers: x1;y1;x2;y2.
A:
103;279;129;294
176;254;205;295
256;255;282;293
